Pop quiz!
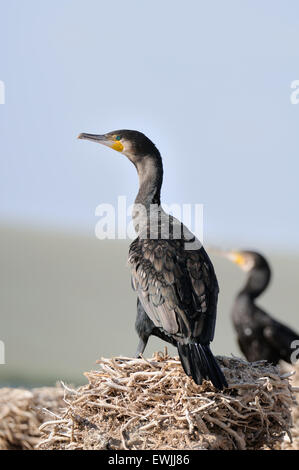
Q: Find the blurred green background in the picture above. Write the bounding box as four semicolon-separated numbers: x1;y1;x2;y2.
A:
0;224;298;386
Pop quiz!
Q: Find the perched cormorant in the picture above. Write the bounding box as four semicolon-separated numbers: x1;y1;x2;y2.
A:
224;250;299;364
78;130;227;390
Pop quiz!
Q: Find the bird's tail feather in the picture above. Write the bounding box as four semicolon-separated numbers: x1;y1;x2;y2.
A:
177;343;227;390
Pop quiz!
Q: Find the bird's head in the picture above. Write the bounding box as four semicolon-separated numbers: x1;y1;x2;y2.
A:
78;129;160;165
223;250;269;273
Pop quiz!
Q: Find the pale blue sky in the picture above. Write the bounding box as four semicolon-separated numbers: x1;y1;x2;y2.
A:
1;0;299;250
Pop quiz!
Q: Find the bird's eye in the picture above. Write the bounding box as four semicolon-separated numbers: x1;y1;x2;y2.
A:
115;135;122;141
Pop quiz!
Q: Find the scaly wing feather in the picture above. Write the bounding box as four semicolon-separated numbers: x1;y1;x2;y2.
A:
128;237;218;343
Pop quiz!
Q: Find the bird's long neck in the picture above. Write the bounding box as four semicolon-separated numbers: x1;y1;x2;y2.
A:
134;154;163;209
238;266;271;301
132;153;163;236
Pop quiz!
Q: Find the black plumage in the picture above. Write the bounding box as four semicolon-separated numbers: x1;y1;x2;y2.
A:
226;250;299;364
78;129;227;390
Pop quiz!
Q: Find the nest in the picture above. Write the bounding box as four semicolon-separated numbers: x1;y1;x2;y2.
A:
279;362;299;450
37;351;296;450
0;386;64;450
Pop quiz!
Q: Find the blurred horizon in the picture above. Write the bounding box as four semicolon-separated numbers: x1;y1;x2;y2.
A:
1;218;299;256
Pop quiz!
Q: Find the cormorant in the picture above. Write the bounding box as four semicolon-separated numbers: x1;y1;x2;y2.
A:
224;250;299;364
78;130;227;390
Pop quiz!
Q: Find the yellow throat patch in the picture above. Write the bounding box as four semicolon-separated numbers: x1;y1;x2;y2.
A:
112;141;124;152
234;253;245;266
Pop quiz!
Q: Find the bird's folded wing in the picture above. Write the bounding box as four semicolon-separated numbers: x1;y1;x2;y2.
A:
128;238;217;340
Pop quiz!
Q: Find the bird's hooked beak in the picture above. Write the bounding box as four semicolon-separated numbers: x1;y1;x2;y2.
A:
218;250;256;273
77;133;124;152
214;249;246;267
225;252;246;267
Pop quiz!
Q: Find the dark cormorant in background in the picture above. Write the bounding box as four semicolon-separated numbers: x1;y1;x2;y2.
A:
224;250;299;364
78;129;227;390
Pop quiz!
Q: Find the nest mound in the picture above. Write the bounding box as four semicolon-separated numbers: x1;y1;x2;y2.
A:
0;386;64;450
38;352;295;450
279;362;299;450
